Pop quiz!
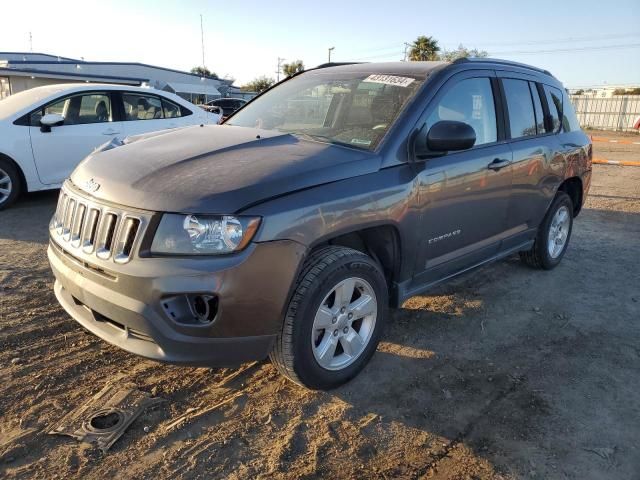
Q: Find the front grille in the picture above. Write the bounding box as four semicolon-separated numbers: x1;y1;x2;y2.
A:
51;184;148;264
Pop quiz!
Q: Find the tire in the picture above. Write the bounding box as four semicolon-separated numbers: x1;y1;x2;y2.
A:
519;192;573;270
0;157;21;211
270;246;388;390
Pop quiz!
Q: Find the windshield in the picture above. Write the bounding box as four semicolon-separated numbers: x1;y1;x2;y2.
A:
227;71;424;151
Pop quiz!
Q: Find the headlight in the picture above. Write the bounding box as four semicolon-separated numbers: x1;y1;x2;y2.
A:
150;214;260;255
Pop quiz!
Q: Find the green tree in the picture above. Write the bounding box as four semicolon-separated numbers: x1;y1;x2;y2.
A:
439;44;489;61
242;76;275;93
282;60;304;77
190;66;219;79
408;35;440;61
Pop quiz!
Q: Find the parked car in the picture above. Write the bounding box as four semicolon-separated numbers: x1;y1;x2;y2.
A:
0;84;221;209
205;97;247;118
48;59;591;390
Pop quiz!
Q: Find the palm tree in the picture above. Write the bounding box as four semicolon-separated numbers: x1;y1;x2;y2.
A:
408;36;440;61
282;60;304;77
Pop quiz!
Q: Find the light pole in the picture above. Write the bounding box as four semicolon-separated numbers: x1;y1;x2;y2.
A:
328;47;335;63
276;57;286;82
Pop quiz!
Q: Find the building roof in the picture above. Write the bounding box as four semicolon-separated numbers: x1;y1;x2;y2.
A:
164;82;221;96
0;67;145;85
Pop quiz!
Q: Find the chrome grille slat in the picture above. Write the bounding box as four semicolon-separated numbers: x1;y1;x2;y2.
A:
50;184;146;264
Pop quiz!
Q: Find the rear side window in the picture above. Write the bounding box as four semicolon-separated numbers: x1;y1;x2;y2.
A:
562;96;581;132
122;93;164;121
426;77;497;146
529;82;546;134
502;79;536;139
543;85;562;133
162;99;182;118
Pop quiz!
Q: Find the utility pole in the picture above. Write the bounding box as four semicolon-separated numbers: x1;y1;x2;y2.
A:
29;32;33;52
200;14;207;104
403;42;411;61
200;14;205;69
328;47;335;63
276;57;285;82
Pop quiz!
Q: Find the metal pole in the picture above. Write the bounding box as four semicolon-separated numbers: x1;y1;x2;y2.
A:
200;15;205;69
276;57;285;82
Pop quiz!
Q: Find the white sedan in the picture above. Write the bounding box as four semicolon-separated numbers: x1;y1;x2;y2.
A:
0;83;221;209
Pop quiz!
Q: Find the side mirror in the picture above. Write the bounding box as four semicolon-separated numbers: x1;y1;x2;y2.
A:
426;120;476;152
40;113;65;132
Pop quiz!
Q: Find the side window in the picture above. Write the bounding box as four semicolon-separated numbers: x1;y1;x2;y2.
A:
529;82;546;135
562;95;581;132
542;85;562;133
502;79;536;139
426;77;497;146
30;93;112;126
122;93;164;121
162;99;182;118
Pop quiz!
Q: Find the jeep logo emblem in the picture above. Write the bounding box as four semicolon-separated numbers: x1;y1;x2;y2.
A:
82;178;100;193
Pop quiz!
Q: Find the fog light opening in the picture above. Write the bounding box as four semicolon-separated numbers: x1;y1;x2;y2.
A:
191;295;218;323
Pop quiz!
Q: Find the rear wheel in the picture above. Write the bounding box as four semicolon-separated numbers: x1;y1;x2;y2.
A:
0;158;21;211
270;246;388;390
520;192;573;270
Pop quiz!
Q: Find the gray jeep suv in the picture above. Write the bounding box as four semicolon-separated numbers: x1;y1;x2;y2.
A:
49;59;591;389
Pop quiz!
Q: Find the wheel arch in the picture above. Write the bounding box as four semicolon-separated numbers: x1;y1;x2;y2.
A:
0;152;28;193
557;176;583;217
308;224;402;305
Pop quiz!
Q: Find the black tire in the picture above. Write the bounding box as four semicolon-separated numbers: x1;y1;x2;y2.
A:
270;246;388;390
0;157;22;211
519;192;573;270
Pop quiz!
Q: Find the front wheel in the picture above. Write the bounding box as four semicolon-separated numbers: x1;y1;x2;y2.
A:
270;246;388;390
520;192;574;270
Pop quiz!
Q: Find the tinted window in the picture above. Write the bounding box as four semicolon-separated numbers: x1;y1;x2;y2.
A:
122;93;164;121
162;99;182;118
30;93;112;126
543;85;562;133
503;79;536;138
562;95;581;132
426;77;497;146
529;82;546;134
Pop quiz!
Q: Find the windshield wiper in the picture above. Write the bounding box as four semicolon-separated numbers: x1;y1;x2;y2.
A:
287;132;365;150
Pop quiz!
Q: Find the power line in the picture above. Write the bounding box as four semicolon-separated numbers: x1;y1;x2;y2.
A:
490;42;640;55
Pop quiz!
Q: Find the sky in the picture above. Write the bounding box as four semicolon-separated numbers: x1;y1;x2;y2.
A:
2;0;639;87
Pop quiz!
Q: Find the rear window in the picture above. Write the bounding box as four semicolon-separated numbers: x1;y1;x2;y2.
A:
529;82;546;135
542;85;562;133
562;96;581;132
502;79;537;139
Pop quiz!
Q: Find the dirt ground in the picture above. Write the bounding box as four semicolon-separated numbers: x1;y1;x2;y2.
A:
1;132;639;480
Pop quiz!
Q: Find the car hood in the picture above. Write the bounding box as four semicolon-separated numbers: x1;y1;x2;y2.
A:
70;125;379;213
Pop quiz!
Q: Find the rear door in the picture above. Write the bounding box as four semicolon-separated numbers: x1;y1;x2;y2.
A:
29;91;123;185
497;73;558;247
412;70;514;285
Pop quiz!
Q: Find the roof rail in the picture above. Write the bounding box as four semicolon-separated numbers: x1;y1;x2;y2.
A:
314;62;366;69
452;57;554;77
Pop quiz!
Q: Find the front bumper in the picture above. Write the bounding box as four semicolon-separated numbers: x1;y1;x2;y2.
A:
48;239;305;366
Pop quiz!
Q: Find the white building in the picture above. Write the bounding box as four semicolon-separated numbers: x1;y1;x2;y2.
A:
0;52;251;103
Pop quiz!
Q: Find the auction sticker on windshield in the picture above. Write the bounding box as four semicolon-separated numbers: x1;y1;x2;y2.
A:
364;74;415;88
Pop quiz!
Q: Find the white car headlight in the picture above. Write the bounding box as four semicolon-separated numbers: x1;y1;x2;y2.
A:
151;214;260;255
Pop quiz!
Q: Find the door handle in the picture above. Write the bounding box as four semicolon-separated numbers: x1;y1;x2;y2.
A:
102;128;120;135
487;158;511;171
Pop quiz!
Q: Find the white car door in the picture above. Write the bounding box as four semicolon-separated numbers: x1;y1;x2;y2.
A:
29;92;123;185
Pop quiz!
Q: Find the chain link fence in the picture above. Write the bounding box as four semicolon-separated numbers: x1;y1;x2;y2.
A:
570;95;640;132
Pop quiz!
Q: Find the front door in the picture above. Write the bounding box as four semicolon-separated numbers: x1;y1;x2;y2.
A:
29;92;122;185
412;72;513;286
